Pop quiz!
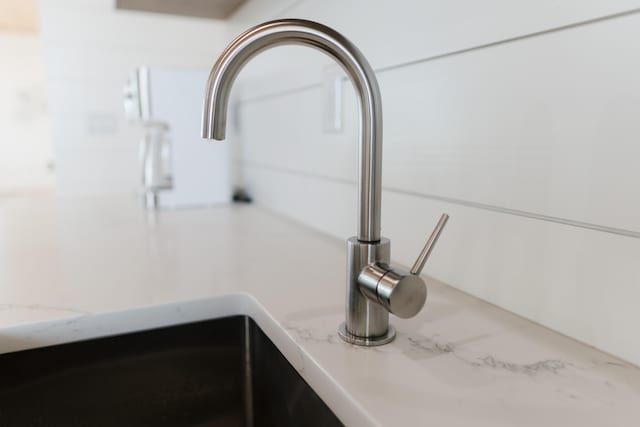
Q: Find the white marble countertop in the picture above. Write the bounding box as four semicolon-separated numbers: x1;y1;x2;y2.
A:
1;194;639;426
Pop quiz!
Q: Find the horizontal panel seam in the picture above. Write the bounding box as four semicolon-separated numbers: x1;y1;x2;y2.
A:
237;7;640;105
376;7;640;74
242;161;640;240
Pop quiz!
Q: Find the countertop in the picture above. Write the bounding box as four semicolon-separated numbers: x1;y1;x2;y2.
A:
0;194;638;426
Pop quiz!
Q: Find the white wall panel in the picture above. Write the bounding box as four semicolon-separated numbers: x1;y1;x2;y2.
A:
237;13;640;233
380;12;640;233
228;0;640;100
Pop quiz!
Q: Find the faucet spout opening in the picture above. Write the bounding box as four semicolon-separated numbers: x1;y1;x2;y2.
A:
202;19;382;242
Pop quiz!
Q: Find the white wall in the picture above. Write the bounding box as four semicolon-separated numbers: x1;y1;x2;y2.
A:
224;1;640;365
38;0;230;195
0;33;54;193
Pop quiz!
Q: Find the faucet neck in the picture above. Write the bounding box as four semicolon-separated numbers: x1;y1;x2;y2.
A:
202;19;382;242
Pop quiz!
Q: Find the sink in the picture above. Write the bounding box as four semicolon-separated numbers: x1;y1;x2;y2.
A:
0;315;344;426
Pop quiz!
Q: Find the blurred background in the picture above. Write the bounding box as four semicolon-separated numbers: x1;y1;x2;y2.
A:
1;0;232;198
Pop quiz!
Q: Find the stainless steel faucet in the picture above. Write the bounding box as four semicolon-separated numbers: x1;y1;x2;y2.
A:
202;19;448;346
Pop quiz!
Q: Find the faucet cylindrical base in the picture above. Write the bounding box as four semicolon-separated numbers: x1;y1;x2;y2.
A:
341;237;393;345
338;322;396;346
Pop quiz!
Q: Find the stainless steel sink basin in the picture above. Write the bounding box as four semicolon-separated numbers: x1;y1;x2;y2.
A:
0;316;344;426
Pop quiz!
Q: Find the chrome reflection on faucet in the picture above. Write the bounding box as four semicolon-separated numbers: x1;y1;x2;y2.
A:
202;19;449;346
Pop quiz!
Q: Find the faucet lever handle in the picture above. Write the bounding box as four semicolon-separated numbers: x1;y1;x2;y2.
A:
357;213;450;319
410;213;449;275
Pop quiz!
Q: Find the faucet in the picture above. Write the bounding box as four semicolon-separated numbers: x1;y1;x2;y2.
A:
202;19;448;346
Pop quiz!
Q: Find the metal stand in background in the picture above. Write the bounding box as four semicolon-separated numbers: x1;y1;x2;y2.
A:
139;121;172;209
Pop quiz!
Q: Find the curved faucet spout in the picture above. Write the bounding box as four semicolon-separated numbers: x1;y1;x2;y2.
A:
202;19;382;242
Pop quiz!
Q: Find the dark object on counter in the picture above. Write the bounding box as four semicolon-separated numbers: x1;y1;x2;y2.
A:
232;188;252;203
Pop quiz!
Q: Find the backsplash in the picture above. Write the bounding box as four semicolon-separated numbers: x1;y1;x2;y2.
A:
224;1;640;365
